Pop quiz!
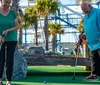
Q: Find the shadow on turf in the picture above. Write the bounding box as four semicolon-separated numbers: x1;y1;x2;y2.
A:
27;72;90;76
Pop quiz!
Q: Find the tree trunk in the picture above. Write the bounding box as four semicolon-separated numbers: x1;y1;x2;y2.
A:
18;28;22;46
34;18;38;45
52;35;56;52
24;29;27;47
44;16;48;51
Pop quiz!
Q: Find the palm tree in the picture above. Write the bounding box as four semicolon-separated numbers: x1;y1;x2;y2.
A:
17;12;30;47
17;8;24;46
22;13;30;29
77;18;84;32
17;14;23;46
36;0;58;51
48;23;64;52
22;13;31;47
25;6;38;45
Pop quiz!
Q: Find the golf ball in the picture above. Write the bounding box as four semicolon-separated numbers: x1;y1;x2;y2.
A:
44;81;46;84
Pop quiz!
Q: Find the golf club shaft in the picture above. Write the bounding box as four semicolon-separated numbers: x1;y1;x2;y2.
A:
73;47;80;78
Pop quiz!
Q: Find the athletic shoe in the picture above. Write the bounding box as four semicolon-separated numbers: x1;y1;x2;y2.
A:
84;74;98;81
6;82;12;85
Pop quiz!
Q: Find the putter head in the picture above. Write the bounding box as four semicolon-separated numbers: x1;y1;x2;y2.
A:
72;76;75;80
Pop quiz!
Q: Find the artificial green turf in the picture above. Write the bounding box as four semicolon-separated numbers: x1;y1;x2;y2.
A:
28;66;89;73
27;66;90;76
2;76;100;85
2;66;99;85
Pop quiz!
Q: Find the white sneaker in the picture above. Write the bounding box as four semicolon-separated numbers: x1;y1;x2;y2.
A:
6;81;12;85
83;74;98;81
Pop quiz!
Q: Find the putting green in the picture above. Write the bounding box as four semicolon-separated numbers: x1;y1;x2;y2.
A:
28;66;89;73
2;76;100;85
2;66;100;85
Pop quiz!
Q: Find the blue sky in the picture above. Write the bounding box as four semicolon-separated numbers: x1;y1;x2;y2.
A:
20;0;76;6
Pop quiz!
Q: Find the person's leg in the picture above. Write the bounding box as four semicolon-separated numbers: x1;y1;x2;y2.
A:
5;41;17;83
91;49;100;75
97;49;100;74
84;49;100;80
0;43;6;84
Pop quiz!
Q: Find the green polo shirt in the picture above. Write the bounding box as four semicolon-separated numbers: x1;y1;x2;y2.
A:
0;9;17;42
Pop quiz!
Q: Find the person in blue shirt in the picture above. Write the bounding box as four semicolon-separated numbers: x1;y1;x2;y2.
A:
81;1;100;80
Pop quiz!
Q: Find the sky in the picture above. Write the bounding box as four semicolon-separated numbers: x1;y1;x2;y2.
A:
20;0;28;6
20;0;76;6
